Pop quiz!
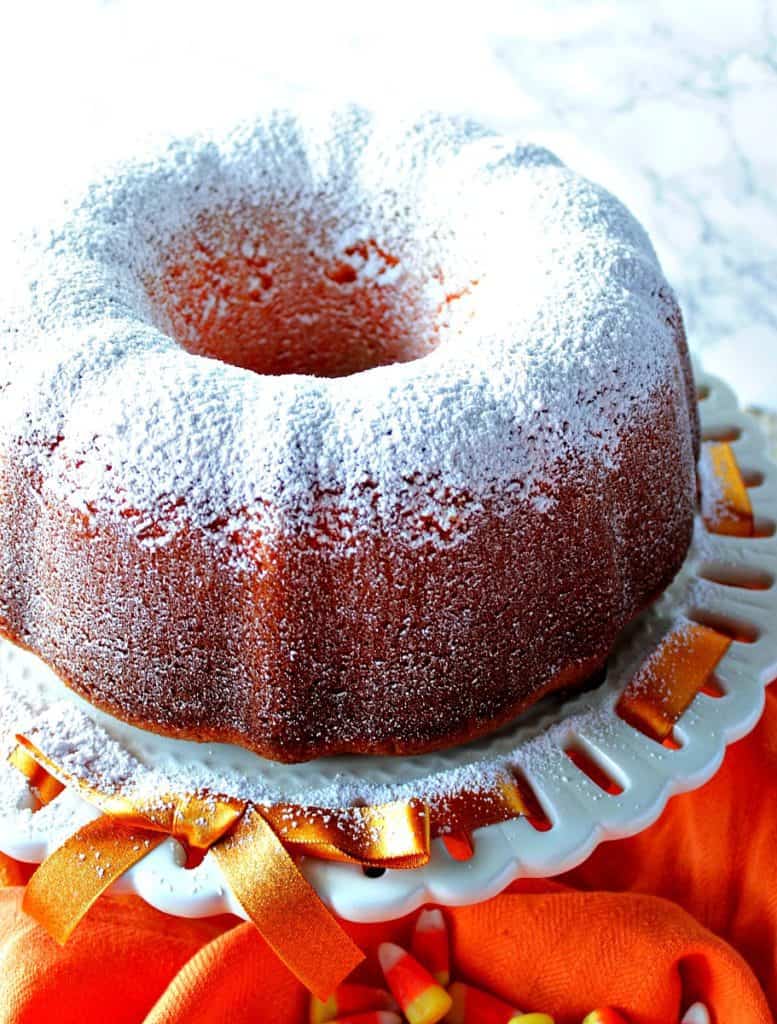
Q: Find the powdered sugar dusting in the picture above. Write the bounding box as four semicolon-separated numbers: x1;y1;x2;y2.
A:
3;105;683;553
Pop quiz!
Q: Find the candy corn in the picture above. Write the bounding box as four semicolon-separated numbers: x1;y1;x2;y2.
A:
681;1004;711;1024
328;1014;401;1024
583;1011;630;1024
411;908;450;986
310;984;398;1023
378;942;452;1024
445;981;523;1023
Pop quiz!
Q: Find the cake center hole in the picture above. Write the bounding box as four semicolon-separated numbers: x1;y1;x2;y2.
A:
146;210;441;378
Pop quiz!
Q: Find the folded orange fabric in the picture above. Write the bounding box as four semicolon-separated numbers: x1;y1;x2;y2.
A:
2;686;777;1024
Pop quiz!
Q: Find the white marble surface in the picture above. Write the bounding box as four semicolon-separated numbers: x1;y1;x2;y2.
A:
1;0;775;405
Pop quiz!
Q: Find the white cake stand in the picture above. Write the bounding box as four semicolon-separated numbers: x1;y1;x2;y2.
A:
2;366;777;923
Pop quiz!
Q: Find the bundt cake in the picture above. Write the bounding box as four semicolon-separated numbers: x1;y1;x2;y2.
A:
0;107;699;763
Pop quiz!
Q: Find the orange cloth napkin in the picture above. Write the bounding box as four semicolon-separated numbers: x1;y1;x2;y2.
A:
3;686;777;1024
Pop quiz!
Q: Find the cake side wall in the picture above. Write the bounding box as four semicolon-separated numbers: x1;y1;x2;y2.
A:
0;369;696;762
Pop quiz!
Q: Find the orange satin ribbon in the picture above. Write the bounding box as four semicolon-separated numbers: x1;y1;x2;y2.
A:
616;621;732;741
700;440;754;537
8;744;65;806
431;775;532;837
10;734;431;999
265;801;430;868
212;808;364;999
22;817;168;945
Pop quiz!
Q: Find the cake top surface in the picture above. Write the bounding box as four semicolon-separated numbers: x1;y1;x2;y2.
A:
1;105;684;552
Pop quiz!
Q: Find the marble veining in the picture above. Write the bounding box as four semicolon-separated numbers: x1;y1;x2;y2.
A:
0;1;774;405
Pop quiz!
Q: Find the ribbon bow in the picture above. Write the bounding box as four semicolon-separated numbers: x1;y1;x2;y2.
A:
11;735;429;1000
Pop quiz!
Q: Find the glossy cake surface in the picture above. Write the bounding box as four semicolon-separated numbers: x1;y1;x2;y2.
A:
0;107;698;762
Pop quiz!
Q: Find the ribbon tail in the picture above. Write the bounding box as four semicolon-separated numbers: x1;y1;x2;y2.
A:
23;815;166;945
212;807;364;1001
